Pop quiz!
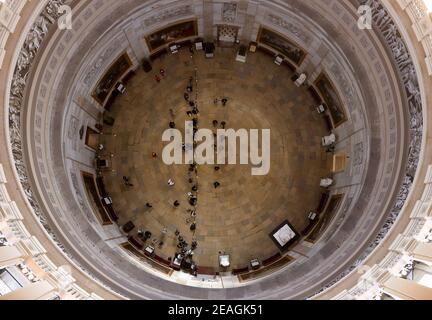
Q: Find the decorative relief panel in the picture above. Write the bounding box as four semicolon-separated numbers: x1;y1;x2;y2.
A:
353;142;364;166
222;3;237;23
266;13;311;44
83;37;124;86
142;5;193;27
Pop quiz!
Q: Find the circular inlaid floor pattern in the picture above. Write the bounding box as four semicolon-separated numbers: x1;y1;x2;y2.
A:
101;47;332;270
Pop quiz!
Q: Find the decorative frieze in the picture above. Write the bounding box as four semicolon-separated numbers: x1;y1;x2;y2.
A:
142;5;194;27
9;1;68;237
266;13;311;44
313;0;425;298
222;3;237;23
83;37;124;86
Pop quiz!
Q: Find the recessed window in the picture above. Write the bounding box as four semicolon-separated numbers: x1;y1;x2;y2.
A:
85;126;99;150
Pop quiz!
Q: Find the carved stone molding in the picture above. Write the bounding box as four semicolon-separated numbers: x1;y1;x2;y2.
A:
83;37;124;86
7;0;118;295
222;3;237;23
266;13;311;44
313;0;424;297
142;5;193;27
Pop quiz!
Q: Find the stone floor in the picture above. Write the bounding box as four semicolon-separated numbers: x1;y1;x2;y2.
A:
101;47;331;270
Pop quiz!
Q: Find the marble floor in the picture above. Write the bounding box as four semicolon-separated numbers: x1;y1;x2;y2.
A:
101;47;331;270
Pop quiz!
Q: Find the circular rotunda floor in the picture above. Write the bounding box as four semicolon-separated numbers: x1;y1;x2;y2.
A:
100;47;332;270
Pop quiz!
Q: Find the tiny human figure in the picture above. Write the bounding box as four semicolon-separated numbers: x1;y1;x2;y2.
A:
160;68;166;77
184;93;189;101
123;176;134;187
192;185;198;192
169;122;176;129
146;203;153;208
162;227;168;234
220;121;226;129
168;179;175;186
221;98;228;106
173;200;180;207
213;181;221;189
212;120;218;127
155;75;161;83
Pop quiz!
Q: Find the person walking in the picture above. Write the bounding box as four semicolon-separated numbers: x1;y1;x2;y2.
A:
169;108;175;118
123;176;134;187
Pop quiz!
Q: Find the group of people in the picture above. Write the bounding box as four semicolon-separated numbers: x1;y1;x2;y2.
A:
122;176;134;187
170;57;205;275
214;97;229;106
125;50;232;273
154;68;166;83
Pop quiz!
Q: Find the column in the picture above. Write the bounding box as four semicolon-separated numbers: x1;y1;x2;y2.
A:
0;245;25;268
124;21;148;61
0;281;57;300
381;276;432;300
239;0;257;43
0;0;20;67
202;0;214;40
0;237;46;269
412;242;432;266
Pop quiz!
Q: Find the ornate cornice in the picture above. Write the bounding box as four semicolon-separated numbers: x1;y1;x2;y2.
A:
313;0;424;297
7;0;122;297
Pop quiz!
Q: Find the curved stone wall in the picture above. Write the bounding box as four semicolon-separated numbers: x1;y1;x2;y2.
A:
1;0;429;300
317;0;432;300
